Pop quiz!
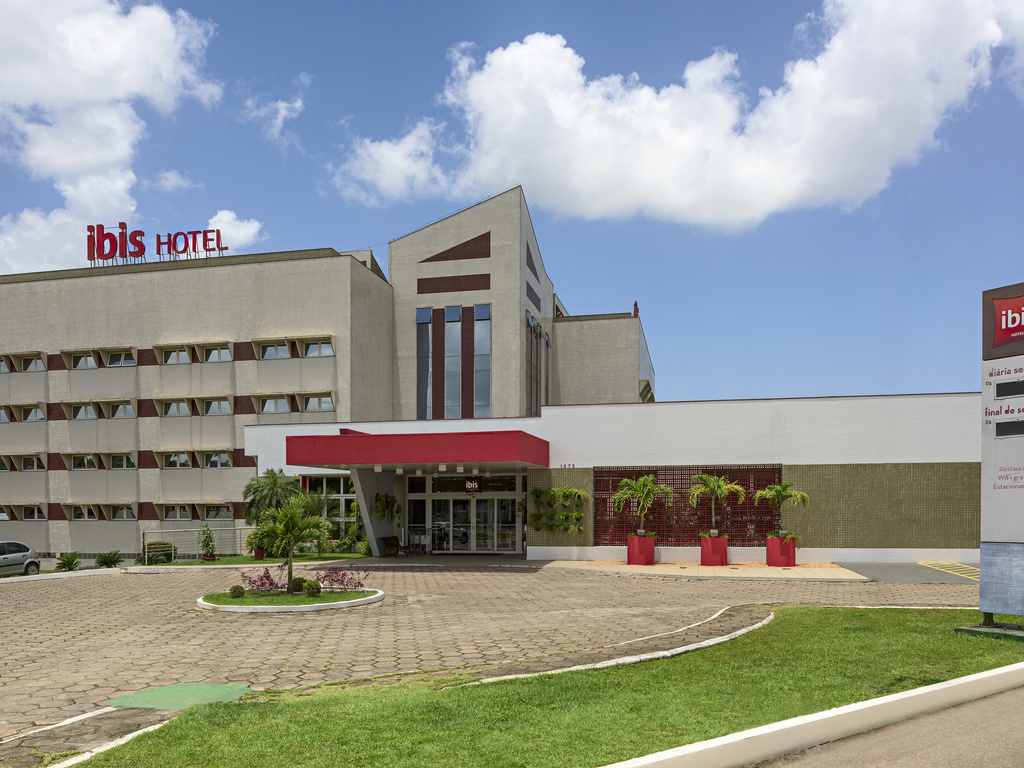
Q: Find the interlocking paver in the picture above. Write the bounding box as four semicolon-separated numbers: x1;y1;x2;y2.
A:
0;563;977;762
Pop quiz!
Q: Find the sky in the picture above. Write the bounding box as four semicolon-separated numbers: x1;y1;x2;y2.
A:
1;0;1023;403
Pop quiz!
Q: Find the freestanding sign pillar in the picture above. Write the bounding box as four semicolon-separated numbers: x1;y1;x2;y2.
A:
980;283;1024;624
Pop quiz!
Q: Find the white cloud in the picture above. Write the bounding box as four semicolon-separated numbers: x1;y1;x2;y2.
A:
208;209;266;253
0;0;222;273
146;169;200;192
243;72;311;148
332;0;1024;228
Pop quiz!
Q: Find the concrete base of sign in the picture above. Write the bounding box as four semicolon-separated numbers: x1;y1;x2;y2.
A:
955;623;1024;643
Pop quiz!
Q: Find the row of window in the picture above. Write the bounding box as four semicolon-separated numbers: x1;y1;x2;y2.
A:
0;394;335;422
0;504;233;521
416;304;491;420
0;452;234;471
0;338;335;373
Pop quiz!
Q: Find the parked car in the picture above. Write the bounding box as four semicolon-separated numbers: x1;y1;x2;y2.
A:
0;541;40;576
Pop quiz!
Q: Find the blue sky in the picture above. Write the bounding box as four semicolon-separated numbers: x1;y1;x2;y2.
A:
2;0;1023;402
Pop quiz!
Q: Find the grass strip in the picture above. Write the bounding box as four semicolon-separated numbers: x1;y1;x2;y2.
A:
86;607;1024;768
202;590;374;606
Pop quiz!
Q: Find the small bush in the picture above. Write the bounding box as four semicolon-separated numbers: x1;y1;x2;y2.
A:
95;550;123;568
357;538;372;557
303;579;322;597
145;541;178;564
229;584;245;599
313;568;369;592
240;566;287;591
291;576;307;594
55;552;81;572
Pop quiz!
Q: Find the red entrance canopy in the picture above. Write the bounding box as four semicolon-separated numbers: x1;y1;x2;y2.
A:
286;429;549;469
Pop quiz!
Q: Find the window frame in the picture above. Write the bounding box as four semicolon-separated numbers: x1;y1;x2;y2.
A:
161;347;190;365
302;394;335;413
21;456;45;471
302;340;334;358
71;403;98;420
163;453;191;469
260;342;290;360
204;452;231;469
71;505;98;521
71;353;98;370
205;505;232;520
162;400;191;417
70;454;97;471
259;396;290;414
109;453;136;470
203;346;232;363
22;505;46;520
111;505;136;520
21;406;45;422
109;401;136;419
20;356;44;372
203;398;232;416
163;504;191;521
105;350;136;367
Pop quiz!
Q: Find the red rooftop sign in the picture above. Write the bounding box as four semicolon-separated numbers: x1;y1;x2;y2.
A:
87;223;228;265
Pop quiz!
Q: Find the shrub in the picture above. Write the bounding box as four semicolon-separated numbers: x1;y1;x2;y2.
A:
313;568;369;592
55;552;81;572
291;576;307;594
95;550;123;568
229;584;245;599
357;538;372;557
197;524;217;558
145;541;178;564
240;566;287;591
303;579;322;597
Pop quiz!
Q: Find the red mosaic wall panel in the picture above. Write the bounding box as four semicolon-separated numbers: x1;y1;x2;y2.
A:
593;465;783;546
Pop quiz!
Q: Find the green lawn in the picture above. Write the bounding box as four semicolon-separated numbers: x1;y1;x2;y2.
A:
163;553;367;566
203;590;375;606
87;607;1024;768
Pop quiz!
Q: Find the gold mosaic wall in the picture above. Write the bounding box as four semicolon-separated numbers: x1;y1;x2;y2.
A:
780;463;980;548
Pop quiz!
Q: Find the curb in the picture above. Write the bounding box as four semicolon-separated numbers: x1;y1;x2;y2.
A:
196;589;385;612
0;569;123;584
599;661;1024;768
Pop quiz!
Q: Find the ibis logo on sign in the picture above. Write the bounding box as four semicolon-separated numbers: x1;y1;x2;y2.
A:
87;223;228;264
993;295;1024;349
465;477;481;494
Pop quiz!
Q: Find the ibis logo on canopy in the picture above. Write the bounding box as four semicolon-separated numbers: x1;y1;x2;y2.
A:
993;295;1024;348
86;223;229;264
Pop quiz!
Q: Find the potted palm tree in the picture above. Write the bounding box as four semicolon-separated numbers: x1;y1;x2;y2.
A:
689;474;745;566
754;482;810;566
612;474;673;566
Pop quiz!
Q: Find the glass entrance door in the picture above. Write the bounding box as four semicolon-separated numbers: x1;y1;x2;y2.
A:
428;495;521;553
475;498;494;551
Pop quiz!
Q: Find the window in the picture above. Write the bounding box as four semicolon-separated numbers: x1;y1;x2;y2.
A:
302;340;334;358
23;506;45;520
163;504;190;520
416;308;432;420
205;505;232;520
260;396;289;413
204;346;232;363
110;402;135;419
111;505;136;520
204;399;231;415
22;456;44;471
163;453;191;468
71;404;97;420
71;455;97;470
72;505;98;521
260;342;290;360
0;358;7;373
162;400;190;417
204;452;231;469
0;457;7;471
162;348;190;365
110;454;136;469
22;407;44;422
474;304;491;418
106;350;135;367
71;353;97;370
21;356;44;372
445;306;462;419
303;395;334;413
0;408;8;423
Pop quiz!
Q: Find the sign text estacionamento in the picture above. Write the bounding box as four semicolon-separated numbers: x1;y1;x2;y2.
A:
86;223;229;265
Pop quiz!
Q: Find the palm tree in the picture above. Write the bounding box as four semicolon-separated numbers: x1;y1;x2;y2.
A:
689;474;746;533
753;482;809;516
242;468;301;525
611;474;673;534
247;495;330;591
303;489;340;557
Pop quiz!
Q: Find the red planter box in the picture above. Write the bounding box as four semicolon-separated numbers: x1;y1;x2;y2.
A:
766;537;796;567
627;536;655;566
700;537;728;566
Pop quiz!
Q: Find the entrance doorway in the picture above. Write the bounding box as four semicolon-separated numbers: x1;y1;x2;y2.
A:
426;497;519;553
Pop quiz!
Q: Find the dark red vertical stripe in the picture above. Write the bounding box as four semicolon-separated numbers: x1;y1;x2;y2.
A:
48;503;67;521
432;308;445;419
461;306;474;419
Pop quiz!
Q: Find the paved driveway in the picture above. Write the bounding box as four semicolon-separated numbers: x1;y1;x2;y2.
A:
0;564;979;741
